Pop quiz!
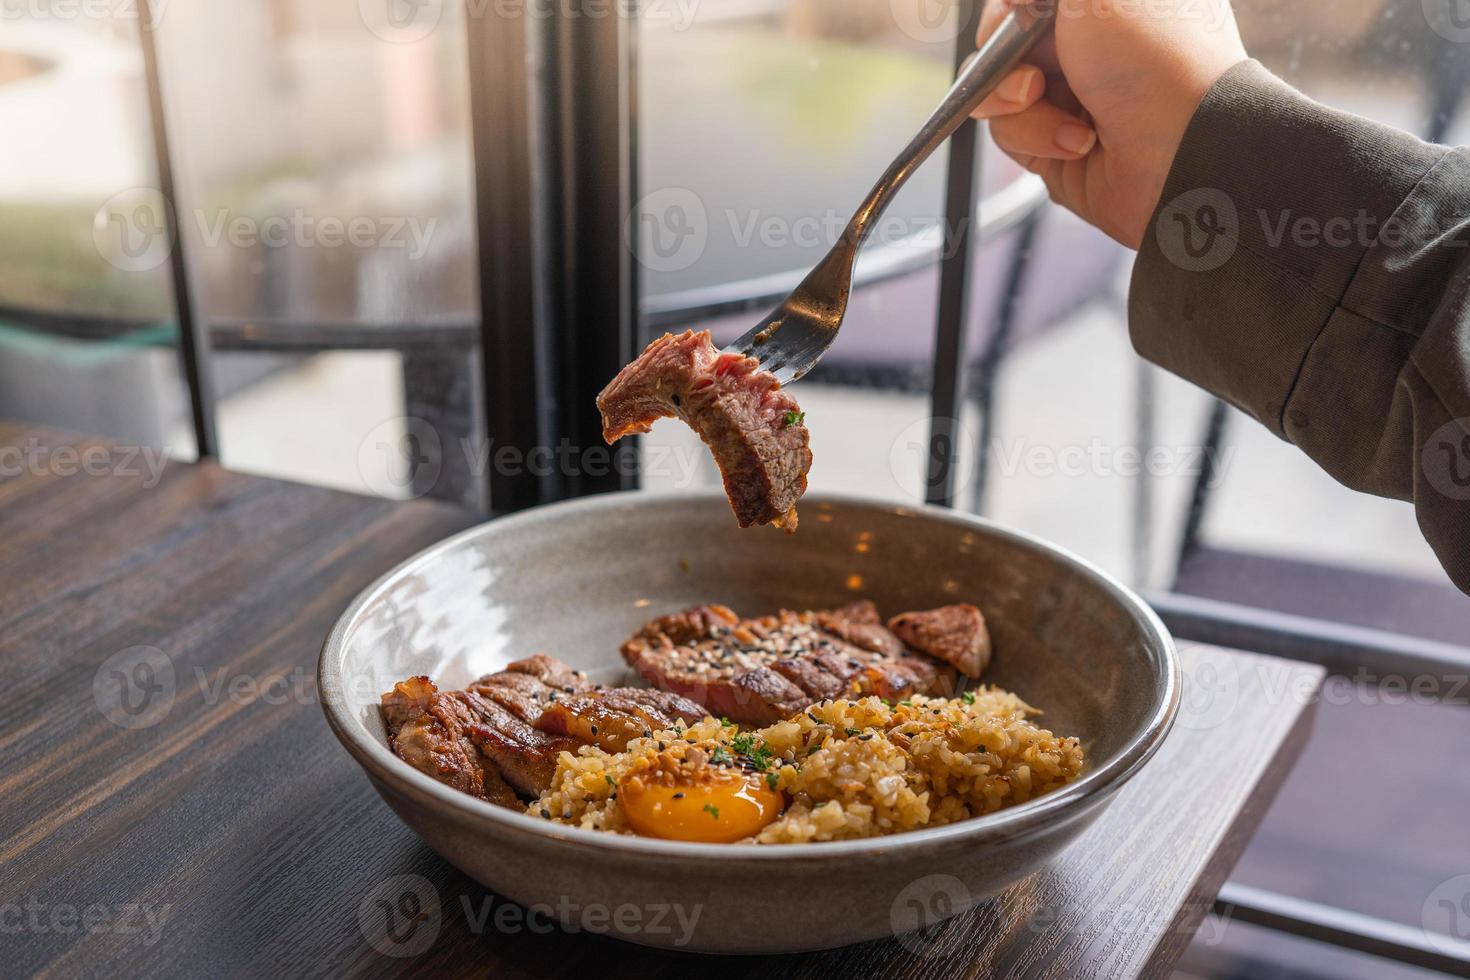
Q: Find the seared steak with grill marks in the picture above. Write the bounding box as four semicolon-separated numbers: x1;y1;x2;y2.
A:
888;604;992;678
382;655;709;805
467;653;597;722
380;676;521;808
536;688;706;752
596;329;812;531
621;601;961;725
458;691;582;798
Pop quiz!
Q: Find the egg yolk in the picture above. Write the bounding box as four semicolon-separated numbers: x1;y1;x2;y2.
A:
619;768;783;843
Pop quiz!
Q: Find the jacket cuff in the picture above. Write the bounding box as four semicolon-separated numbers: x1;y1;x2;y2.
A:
1127;60;1445;436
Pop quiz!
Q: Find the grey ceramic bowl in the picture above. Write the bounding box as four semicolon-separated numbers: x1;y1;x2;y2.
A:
320;491;1178;954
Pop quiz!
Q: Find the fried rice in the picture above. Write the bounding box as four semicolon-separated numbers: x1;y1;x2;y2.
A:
527;689;1084;844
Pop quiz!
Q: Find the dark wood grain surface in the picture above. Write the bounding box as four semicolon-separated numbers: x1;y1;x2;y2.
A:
0;422;1324;979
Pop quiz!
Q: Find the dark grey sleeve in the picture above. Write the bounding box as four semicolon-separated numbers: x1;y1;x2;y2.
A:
1128;59;1470;593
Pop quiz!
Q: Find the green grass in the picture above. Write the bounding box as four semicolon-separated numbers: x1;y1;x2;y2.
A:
720;32;950;155
0;201;171;320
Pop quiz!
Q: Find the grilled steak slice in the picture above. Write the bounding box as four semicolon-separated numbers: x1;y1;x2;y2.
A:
596;329;812;531
380;677;520;807
458;691;581;798
888;604;992;677
384;655;717;803
622;603;958;725
536;688;706;752
814;600;906;658
467;654;597;722
621;605;807;724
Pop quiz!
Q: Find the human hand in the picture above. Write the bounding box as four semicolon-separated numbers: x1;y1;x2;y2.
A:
971;0;1248;248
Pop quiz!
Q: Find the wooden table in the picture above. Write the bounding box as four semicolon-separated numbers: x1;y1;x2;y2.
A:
0;423;1324;979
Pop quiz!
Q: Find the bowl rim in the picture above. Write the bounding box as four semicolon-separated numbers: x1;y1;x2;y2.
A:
320;489;1180;860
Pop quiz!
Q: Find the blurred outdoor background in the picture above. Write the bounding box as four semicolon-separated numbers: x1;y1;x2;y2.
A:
3;2;1468;976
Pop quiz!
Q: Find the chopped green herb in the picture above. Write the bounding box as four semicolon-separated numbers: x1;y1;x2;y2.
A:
765;772;779;791
702;803;720;820
720;717;735;727
899;700;913;707
962;691;976;705
783;410;805;427
845;727;861;737
807;743;822;756
709;745;733;766
604;774;616;787
731;732;775;771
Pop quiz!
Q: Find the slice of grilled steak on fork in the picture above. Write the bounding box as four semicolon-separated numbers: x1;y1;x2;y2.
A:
597;329;812;531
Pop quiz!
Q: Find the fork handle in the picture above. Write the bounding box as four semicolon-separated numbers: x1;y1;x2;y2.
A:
847;6;1055;242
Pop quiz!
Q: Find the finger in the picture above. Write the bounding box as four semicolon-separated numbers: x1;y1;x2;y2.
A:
995;144;1077;219
971;65;1046;120
978;2;1060;72
1043;70;1084;117
988;100;1097;160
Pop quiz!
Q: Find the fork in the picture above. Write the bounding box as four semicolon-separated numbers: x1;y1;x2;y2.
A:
723;6;1056;385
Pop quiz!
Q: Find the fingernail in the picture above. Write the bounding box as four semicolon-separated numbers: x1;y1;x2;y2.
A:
996;68;1037;105
1055;123;1096;155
